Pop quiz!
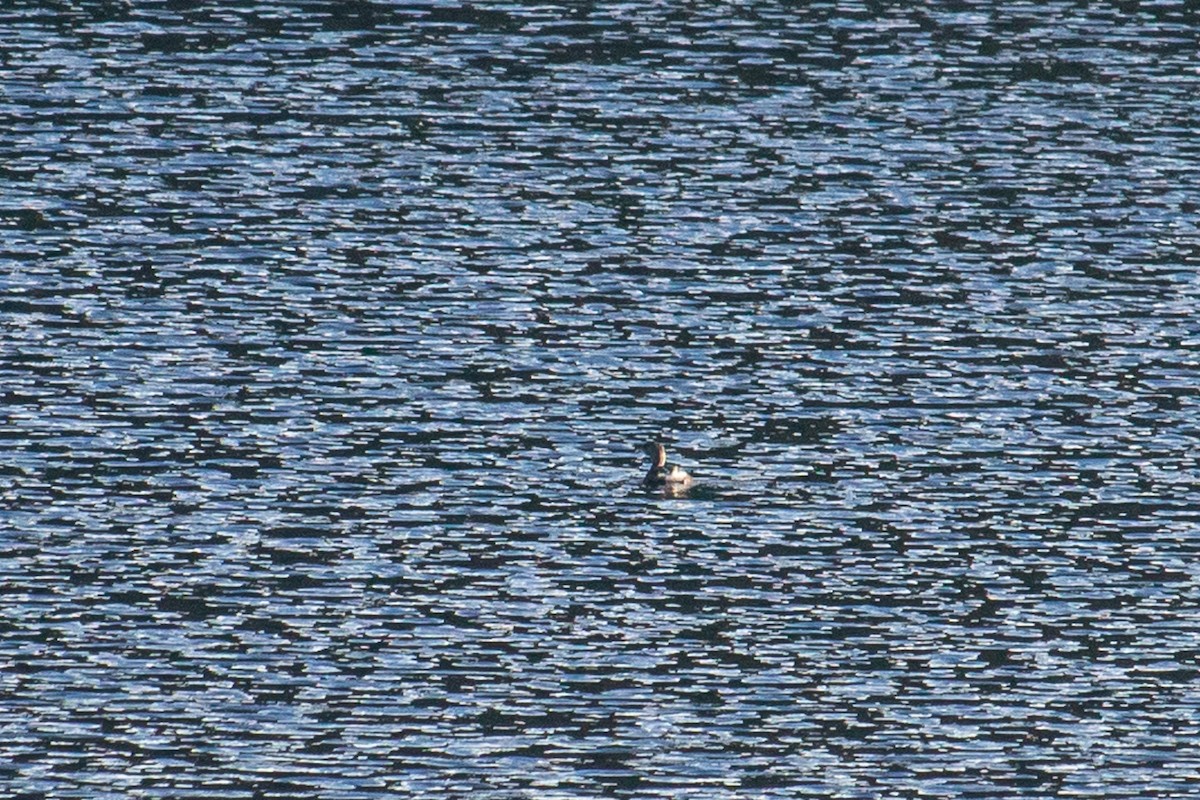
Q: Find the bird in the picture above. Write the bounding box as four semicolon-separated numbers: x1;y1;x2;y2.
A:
642;442;693;493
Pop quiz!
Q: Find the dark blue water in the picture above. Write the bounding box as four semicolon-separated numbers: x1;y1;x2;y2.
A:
4;3;1200;797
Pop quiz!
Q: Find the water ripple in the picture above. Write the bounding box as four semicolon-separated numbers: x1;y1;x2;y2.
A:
3;2;1200;798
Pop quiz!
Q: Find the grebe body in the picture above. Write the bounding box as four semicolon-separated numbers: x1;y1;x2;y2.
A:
642;443;693;492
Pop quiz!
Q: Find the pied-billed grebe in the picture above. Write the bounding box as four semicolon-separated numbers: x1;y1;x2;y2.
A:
642;442;693;492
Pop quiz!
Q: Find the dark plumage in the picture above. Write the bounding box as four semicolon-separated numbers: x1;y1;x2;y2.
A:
641;442;693;491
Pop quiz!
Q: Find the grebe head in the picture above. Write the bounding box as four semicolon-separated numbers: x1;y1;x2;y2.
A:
642;442;667;467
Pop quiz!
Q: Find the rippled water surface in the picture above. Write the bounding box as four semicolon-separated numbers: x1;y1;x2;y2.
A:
4;2;1200;797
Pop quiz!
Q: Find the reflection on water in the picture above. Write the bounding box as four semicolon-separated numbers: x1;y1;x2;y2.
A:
3;2;1200;797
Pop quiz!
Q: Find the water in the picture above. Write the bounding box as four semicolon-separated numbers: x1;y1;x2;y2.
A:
3;2;1200;797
